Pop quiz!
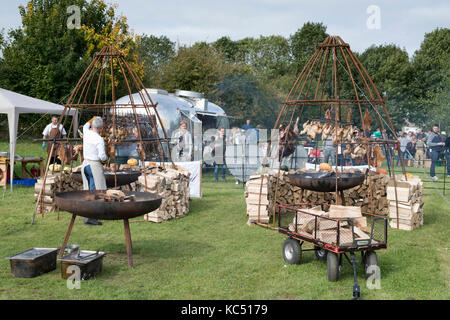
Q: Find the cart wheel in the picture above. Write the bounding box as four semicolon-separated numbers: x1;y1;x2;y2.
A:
364;251;378;279
314;246;327;261
282;238;302;265
327;252;339;282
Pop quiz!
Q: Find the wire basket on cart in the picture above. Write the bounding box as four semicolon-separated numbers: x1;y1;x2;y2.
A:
277;203;387;299
278;203;387;253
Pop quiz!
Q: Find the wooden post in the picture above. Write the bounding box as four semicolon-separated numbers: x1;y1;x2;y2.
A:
123;218;133;267
59;214;76;259
32;143;55;224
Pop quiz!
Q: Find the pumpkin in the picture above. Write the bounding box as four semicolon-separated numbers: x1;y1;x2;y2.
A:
377;168;388;175
319;163;332;172
127;158;138;166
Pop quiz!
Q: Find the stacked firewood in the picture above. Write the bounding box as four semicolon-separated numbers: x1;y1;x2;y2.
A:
137;165;190;222
34;172;82;213
245;175;271;223
245;168;391;225
387;175;424;230
344;171;390;215
287;205;372;245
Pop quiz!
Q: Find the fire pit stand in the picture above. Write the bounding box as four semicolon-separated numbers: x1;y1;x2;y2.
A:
55;190;162;267
58;215;134;266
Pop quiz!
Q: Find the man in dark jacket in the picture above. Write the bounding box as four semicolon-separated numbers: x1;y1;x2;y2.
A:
427;125;445;180
406;138;416;167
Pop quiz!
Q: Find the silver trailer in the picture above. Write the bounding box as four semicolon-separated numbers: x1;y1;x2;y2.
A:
115;89;229;161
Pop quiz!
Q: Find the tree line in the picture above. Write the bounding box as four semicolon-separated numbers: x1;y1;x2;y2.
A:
0;0;448;137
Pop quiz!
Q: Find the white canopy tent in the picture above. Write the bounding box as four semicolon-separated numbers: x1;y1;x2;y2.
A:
0;88;77;191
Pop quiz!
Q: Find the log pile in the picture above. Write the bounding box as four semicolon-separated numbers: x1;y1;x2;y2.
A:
344;171;390;216
244;175;271;223
34;172;82;213
387;175;424;231
287;205;371;245
138;165;190;222
245;168;390;225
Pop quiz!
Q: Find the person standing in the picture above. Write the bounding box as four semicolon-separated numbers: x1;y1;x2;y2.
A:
337;144;344;166
81;117;107;225
242;119;253;131
416;129;425;141
414;137;426;168
322;136;336;166
171;120;192;162
42;116;67;164
445;134;450;177
406;138;416;167
425;129;433;159
373;128;382;139
255;124;262;143
213;127;227;182
427;124;445;180
397;132;410;166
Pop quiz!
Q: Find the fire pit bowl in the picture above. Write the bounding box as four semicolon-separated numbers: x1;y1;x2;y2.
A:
71;170;141;187
55;190;161;220
288;172;365;192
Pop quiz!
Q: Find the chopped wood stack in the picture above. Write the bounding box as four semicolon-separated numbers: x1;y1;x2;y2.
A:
245;168;391;225
387;175;424;230
287;205;371;245
34;172;82;213
138;165;190;222
244;175;270;223
344;171;390;216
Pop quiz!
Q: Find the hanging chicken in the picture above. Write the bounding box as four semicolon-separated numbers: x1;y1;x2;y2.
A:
368;144;385;168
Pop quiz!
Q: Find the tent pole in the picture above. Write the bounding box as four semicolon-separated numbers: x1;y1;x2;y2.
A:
8;111;19;192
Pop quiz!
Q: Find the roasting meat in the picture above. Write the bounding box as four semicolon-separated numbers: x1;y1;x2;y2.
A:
278;117;300;161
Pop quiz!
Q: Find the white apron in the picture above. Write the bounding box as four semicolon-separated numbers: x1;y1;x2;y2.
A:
81;159;107;191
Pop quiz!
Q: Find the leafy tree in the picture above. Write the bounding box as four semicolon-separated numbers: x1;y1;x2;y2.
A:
215;73;281;129
236;35;291;81
155;42;245;96
289;22;328;75
0;0;139;136
213;36;239;63
0;0;138;100
358;44;414;130
411;27;450;130
136;34;175;87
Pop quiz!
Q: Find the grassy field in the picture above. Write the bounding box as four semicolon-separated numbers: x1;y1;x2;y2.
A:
0;140;449;300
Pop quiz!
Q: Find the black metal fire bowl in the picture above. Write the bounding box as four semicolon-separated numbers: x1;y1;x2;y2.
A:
71;170;141;187
55;190;162;220
288;171;365;192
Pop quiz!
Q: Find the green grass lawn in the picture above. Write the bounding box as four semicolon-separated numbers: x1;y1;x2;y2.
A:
0;140;449;299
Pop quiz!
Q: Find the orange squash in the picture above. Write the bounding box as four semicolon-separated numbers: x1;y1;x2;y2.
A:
319;163;332;171
127;158;138;166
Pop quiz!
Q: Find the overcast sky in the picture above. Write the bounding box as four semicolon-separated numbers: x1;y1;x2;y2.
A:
1;0;449;57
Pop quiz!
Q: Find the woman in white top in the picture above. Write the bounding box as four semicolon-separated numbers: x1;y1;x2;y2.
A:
170;120;192;162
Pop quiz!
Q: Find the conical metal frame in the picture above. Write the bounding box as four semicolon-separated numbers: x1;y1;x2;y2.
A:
33;46;172;221
254;36;406;230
